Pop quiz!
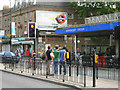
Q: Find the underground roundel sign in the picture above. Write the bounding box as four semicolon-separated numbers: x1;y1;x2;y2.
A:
56;14;67;24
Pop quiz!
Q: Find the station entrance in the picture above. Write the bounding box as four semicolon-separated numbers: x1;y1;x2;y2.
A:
55;22;120;87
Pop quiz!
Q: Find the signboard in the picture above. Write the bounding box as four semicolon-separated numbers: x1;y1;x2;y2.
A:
55;22;120;35
12;37;30;41
0;30;4;37
38;37;42;42
11;22;16;35
2;38;10;42
7;33;11;37
36;10;67;30
85;12;120;24
38;44;44;54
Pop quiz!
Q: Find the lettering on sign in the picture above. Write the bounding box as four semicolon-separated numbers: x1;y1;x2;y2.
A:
85;12;120;24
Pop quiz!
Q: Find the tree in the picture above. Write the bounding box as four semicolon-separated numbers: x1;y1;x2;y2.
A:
70;1;120;18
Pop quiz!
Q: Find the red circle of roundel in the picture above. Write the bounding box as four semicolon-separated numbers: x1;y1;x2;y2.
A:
58;14;66;23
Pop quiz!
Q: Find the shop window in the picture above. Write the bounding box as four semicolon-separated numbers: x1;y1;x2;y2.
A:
25;13;27;22
29;12;32;21
5;20;7;27
14;16;16;25
25;26;27;31
18;15;21;23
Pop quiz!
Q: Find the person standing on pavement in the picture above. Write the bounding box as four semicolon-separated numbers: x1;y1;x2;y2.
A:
46;46;52;75
50;49;54;61
76;48;81;57
53;47;59;74
20;49;24;57
59;47;67;75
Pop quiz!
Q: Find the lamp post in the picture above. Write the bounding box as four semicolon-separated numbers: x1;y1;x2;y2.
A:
9;0;12;52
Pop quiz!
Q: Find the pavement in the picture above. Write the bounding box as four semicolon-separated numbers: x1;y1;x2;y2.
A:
0;63;119;89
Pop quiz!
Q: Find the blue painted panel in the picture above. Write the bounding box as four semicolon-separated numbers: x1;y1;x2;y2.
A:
55;22;120;35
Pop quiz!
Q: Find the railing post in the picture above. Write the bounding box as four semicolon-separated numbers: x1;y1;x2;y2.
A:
84;66;86;87
69;61;71;76
93;55;96;87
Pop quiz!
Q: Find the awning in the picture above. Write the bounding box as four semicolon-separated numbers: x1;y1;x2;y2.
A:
12;40;34;45
55;22;120;37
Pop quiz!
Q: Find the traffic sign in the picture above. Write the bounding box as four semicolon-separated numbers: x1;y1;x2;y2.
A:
57;14;67;24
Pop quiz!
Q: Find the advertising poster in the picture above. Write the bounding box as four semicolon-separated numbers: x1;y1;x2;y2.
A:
11;22;16;35
36;10;67;30
0;30;4;37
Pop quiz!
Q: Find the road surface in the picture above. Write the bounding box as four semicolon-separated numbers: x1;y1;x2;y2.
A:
0;71;70;88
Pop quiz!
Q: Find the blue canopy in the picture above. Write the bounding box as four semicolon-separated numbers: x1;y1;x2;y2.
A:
55;22;120;35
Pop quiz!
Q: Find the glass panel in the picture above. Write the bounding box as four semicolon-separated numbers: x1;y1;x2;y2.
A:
5;52;11;56
11;52;16;56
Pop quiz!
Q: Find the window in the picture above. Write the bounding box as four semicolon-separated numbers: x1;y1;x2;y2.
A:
8;19;10;27
11;52;16;56
25;13;27;21
68;13;74;19
25;26;27;31
8;30;10;33
14;16;16;24
5;52;11;56
29;12;32;21
18;15;21;23
5;20;7;27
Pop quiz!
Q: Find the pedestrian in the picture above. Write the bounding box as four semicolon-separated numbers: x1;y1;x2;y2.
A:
76;48;81;62
20;49;24;57
15;49;19;56
76;48;80;57
66;48;71;64
50;49;54;74
46;46;52;75
50;49;54;61
53;47;59;74
18;49;21;58
59;47;66;75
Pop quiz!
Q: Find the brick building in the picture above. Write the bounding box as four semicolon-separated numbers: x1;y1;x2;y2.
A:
2;2;83;55
0;10;3;52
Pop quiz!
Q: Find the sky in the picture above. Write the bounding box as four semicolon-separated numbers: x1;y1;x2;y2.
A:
0;0;15;10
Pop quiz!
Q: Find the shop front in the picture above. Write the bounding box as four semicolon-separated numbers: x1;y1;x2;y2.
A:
1;38;10;52
12;37;34;56
55;21;120;54
55;21;120;68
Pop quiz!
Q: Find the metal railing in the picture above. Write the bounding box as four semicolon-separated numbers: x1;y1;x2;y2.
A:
3;55;119;87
